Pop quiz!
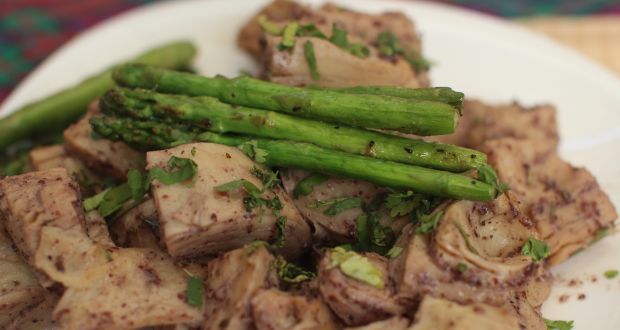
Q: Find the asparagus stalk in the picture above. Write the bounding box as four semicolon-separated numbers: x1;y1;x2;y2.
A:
323;86;464;111
0;41;197;150
100;88;485;172
112;64;459;136
90;116;496;201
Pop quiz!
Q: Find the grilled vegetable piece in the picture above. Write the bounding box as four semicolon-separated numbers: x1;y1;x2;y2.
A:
238;0;430;87
90;118;498;201
429;100;558;151
345;317;410;330
318;249;404;326
0;222;46;328
0;168;87;285
5;293;58;330
203;244;277;330
389;193;550;309
250;288;339;330
147;143;311;259
480;138;617;265
264;35;422;88
409;296;519;330
34;227;203;329
100;87;485;172
29;144;106;195
64;102;144;180
112;64;458;135
0;41;196;150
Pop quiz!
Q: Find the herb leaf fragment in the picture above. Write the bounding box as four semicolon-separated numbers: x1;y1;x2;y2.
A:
521;237;550;262
186;276;204;308
544;318;574;330
274;256;315;284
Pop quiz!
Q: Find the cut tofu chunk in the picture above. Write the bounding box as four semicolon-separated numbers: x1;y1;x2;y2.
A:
63;104;144;180
429;100;558;151
147;143;311;259
203;244;277;330
390;194;550;309
110;198;161;250
0;222;46;328
409;296;519;330
318;250;404;326
480;138;617;265
250;288;339;330
0;168;87;271
34;226;203;329
264;35;423;88
29;144;107;193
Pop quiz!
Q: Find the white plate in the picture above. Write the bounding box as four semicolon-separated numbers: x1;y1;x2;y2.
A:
2;0;619;328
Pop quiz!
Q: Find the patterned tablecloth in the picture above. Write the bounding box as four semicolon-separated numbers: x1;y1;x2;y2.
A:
1;0;619;103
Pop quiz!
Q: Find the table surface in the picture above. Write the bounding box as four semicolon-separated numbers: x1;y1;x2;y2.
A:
1;0;619;104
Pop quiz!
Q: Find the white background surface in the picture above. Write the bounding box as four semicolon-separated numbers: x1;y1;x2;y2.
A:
2;0;619;328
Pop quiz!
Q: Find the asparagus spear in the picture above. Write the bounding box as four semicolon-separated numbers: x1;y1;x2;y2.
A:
323;86;464;111
90;116;496;201
112;64;459;136
100;88;485;172
0;41;196;150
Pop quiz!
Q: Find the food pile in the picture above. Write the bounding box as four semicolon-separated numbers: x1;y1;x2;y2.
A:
0;1;615;329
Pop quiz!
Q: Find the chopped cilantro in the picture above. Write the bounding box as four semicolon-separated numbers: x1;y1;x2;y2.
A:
521;237;550;262
456;262;468;272
354;212;394;255
297;23;327;39
307;197;363;216
304;41;320;80
274;216;287;248
375;30;432;71
384;190;418;217
348;43;370;58
416;211;443;234
324;197;363;216
293;173;327;199
83;187;110;212
477;164;510;197
278;21;299;50
84;156;197;218
257;15;284;35
186;276;204;307
591;227;609;244
544;318;574;330
329;23;349;48
238;140;268;163
386;246;403;259
329;247;384;289
274;256;315;283
604;270;619;279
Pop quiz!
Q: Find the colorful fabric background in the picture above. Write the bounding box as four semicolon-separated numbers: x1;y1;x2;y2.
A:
1;0;619;104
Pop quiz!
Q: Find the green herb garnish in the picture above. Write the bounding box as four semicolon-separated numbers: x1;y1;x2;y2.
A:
304;41;320;80
386;246;403;259
278;21;299;50
274;256;315;283
604;270;619;279
329;23;349;48
239;140;268;163
354;212;394;255
416;211;443;234
186;276;204;307
257;15;284;35
456;262;468;272
293;173;327;198
521;237;550;262
477;164;510;196
544;318;574;330
297;23;327;39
